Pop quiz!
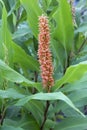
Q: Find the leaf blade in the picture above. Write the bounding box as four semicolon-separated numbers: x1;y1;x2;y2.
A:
54;61;87;91
20;0;42;38
54;117;87;130
15;92;85;117
53;0;74;53
0;59;42;91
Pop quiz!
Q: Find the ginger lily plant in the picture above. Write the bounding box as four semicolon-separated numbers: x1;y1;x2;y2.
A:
0;0;87;130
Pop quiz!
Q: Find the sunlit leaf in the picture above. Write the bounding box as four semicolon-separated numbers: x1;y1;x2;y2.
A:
53;0;74;53
54;61;87;91
15;92;84;117
0;88;25;99
0;59;42;91
20;0;42;38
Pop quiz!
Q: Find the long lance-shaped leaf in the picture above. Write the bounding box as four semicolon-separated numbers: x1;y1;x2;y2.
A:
53;0;74;53
0;60;42;92
54;117;87;130
1;2;39;71
54;61;87;91
12;42;39;72
0;1;13;64
20;0;42;38
15;92;85;117
0;88;25;99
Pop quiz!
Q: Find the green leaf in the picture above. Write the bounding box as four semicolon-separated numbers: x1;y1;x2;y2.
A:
12;42;39;72
0;2;2;19
18;114;40;130
53;0;74;53
1;2;39;71
3;114;40;130
0;59;32;84
20;0;42;38
39;0;52;12
0;88;25;99
0;3;13;65
15;92;84;117
62;81;87;93
45;119;56;129
0;125;24;130
75;23;87;34
69;89;87;104
61;74;87;92
54;117;87;130
25;100;44;125
51;39;66;69
13;26;32;40
54;61;87;91
57;90;87;112
0;59;42;91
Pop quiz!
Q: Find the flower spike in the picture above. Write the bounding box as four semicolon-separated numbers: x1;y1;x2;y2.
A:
38;15;54;91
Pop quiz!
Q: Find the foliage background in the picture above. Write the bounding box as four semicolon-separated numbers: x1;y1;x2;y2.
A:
0;0;87;130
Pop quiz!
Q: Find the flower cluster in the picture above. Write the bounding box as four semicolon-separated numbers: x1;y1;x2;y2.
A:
38;15;54;90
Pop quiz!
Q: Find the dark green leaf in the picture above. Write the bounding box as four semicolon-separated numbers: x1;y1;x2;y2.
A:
0;125;24;130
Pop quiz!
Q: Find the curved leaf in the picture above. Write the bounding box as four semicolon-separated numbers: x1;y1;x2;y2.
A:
0;88;25;99
75;23;87;34
54;117;87;130
0;59;42;91
12;42;39;72
53;0;74;53
1;3;39;71
54;61;87;91
0;3;13;65
20;0;42;38
15;92;84;117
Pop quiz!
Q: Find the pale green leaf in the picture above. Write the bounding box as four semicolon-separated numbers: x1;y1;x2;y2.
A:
53;0;74;53
75;23;87;34
0;88;25;99
54;61;87;91
20;0;42;38
0;3;13;65
15;92;85;117
12;42;39;72
1;2;39;71
0;59;42;91
57;89;87;112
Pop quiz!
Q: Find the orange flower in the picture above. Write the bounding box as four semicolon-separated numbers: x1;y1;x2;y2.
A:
38;15;54;90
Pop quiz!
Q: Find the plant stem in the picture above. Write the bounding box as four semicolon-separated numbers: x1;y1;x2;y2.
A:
64;54;70;74
77;38;87;53
0;105;6;125
34;71;38;82
40;101;50;130
32;71;38;94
